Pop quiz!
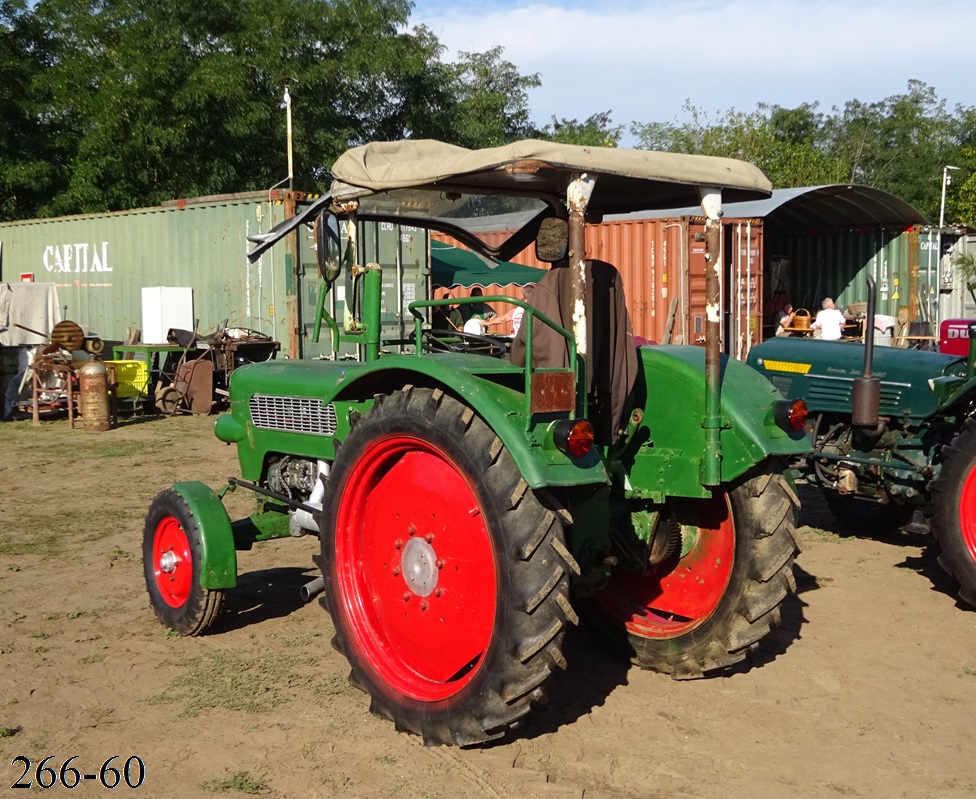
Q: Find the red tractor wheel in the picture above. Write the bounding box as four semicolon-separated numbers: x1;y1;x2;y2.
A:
595;463;800;678
930;418;976;607
143;489;225;635
318;387;578;745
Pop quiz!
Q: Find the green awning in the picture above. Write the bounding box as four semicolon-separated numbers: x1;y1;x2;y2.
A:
431;240;547;289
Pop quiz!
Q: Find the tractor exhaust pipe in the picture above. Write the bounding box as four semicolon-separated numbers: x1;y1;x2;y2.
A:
852;275;881;429
300;576;325;603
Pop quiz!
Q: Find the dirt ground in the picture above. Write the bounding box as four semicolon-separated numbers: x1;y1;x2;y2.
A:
1;413;974;799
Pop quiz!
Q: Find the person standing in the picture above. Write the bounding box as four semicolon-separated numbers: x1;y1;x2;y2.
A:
813;297;847;341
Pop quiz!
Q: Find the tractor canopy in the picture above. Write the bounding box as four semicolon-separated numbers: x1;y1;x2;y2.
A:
247;139;772;262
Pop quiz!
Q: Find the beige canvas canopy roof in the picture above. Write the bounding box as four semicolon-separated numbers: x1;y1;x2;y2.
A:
330;139;772;214
248;139;772;261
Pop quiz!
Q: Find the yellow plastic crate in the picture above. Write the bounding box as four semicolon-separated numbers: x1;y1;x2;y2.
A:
105;360;149;399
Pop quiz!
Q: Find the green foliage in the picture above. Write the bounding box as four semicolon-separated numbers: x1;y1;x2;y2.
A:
630;82;976;226
538;111;623;147
4;0;976;231
952;251;976;303
442;46;540;148
3;0;540;219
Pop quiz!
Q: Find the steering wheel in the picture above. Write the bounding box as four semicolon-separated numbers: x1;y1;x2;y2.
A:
422;329;508;358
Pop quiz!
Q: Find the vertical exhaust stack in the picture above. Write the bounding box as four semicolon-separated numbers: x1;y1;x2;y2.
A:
852;275;881;429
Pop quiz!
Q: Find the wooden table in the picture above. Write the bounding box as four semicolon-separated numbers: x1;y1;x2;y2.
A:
782;327;815;337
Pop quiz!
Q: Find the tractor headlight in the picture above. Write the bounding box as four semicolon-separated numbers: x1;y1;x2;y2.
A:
553;419;595;458
774;398;808;433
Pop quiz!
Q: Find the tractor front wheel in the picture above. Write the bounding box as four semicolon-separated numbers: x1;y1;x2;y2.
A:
594;462;800;678
930;418;976;607
317;387;579;745
143;489;225;635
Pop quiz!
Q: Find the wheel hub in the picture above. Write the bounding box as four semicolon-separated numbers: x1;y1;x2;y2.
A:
401;536;438;597
159;550;179;574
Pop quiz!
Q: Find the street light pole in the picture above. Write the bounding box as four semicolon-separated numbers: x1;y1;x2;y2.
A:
939;165;960;288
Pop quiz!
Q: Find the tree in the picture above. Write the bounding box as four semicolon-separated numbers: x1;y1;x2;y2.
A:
0;0;57;220
5;1;545;218
537;111;623;147
631;102;844;189
440;46;540;149
828;82;955;216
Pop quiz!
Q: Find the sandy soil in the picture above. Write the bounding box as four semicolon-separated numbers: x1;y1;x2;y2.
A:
1;413;974;799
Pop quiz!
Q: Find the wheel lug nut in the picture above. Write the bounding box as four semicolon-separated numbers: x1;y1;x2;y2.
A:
425;534;434;543
403;592;411;602
407;524;417;536
435;559;445;569
434;588;443;598
392;566;401;576
394;539;403;550
420;600;429;611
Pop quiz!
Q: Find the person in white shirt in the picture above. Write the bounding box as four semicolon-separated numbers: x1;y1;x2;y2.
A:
813;297;848;341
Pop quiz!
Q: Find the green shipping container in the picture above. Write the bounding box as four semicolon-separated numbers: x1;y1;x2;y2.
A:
766;225;938;333
0;191;430;359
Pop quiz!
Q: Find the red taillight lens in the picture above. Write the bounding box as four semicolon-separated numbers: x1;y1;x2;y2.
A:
775;398;808;433
554;419;595;458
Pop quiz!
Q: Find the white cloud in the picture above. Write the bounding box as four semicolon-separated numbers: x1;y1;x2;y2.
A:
411;0;975;132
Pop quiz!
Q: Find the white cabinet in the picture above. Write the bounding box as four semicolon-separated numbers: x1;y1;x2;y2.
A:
141;287;193;344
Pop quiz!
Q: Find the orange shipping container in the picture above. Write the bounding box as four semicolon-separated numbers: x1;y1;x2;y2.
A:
435;216;764;358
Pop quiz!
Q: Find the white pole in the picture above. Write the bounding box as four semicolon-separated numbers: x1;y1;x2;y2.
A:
285;85;294;190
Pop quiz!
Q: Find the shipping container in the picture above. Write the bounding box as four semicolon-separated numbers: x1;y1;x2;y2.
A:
0;192;430;360
765;226;941;343
448;216;764;358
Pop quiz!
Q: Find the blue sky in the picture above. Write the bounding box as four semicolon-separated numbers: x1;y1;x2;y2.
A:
409;0;974;141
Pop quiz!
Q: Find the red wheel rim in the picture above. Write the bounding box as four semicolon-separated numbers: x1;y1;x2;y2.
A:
334;436;497;702
152;515;193;608
595;495;734;638
958;464;976;560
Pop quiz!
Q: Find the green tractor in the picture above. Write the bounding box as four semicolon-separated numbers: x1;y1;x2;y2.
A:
747;280;976;607
143;140;809;745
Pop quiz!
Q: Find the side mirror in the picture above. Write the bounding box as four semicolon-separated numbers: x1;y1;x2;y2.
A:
315;212;342;285
535;217;569;263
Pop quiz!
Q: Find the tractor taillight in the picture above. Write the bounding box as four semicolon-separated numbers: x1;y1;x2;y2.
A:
775;398;808;433
554;419;595;458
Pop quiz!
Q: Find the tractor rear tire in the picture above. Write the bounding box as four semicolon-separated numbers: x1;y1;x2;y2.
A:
594;461;800;678
317;387;579;745
929;418;976;607
823;490;917;535
143;489;225;635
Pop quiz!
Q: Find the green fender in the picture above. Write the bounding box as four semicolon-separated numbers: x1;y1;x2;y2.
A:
625;346;809;499
172;481;238;590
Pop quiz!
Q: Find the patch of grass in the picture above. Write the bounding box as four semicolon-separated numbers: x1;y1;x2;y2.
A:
797;525;848;544
148;651;309;716
0;527;62;558
0;725;21;738
960;665;975;677
109;546;133;561
203;770;270;795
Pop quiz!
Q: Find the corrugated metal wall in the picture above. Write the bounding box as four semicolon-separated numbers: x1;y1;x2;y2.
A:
448;217;764;356
766;226;932;333
0;192;298;346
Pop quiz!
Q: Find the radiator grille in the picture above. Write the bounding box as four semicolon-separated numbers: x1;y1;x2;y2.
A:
249;395;337;436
